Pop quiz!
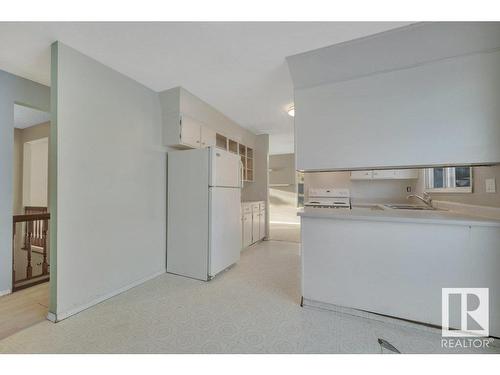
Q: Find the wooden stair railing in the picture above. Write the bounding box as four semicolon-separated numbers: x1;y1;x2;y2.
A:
22;206;47;250
12;212;50;291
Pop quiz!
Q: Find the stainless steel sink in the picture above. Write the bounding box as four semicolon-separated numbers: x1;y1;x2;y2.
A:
384;204;436;210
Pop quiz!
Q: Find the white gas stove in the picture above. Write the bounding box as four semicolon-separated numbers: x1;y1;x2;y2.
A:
305;188;351;209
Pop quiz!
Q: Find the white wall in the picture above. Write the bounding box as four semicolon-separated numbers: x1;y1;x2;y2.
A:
0;69;50;295
51;43;166;320
293;50;500;171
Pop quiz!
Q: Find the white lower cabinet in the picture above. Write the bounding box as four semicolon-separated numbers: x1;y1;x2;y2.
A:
259;209;266;239
242;212;253;248
241;201;266;249
252;211;260;243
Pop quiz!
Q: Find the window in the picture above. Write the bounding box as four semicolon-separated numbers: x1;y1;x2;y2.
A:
424;167;472;193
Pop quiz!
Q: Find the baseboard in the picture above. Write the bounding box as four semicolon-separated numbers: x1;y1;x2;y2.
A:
50;269;166;322
302;297;441;335
46;311;57;322
0;289;12;297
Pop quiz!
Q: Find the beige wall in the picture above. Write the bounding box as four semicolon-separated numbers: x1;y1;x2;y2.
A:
304;171;417;204
13;129;23;215
242;134;269;201
304;166;500;208
23;138;49;207
13;122;50;214
415;165;500;208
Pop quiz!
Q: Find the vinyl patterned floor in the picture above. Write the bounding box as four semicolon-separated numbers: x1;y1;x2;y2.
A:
0;241;498;354
269;222;301;243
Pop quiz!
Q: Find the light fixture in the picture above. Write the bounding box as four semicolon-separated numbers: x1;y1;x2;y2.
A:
287;105;295;117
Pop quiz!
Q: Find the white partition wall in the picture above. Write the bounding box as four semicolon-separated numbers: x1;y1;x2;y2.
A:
51;42;166;320
287;23;500;171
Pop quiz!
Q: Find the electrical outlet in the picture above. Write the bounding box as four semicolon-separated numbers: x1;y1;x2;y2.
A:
485;178;496;193
406;186;411;193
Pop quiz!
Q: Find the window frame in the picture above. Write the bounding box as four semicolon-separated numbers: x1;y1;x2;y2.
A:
424;167;473;193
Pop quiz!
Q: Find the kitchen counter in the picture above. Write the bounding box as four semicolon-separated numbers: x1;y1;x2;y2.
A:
299;203;500;336
298;205;500;227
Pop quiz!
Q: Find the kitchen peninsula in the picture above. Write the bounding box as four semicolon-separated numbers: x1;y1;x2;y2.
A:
299;205;500;337
287;23;500;339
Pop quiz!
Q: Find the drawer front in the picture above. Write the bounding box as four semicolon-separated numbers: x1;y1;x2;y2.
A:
259;202;266;211
242;204;252;214
251;203;260;212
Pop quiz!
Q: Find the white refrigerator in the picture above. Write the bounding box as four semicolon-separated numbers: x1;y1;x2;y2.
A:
167;147;243;281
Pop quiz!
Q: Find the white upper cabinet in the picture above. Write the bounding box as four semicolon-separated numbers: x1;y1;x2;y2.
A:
350;170;373;180
372;170;397;179
393;169;419;179
200;125;216;148
351;169;418;180
180;114;202;148
163;112;216;149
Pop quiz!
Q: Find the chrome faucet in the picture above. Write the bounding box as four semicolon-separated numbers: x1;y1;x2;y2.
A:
407;192;432;207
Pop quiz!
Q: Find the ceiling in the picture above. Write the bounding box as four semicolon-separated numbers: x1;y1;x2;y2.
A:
0;22;410;153
14;104;51;129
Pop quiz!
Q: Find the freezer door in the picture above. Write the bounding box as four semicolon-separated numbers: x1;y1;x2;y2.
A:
209;148;241;188
209;187;241;277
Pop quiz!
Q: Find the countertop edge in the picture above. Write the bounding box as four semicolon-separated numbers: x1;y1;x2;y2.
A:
298;209;500;227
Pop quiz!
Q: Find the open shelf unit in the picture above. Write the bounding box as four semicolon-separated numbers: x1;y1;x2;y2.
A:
215;132;254;182
228;139;238;154
240;145;254;182
216;133;227;150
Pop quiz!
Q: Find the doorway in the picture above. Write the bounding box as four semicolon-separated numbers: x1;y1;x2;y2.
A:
13;104;51;289
268;154;301;243
0;104;51;340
